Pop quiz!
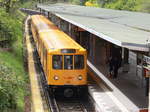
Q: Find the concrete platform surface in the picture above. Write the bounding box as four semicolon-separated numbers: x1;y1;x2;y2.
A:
88;60;148;112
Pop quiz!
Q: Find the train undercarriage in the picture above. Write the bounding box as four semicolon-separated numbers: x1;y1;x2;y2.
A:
46;85;88;98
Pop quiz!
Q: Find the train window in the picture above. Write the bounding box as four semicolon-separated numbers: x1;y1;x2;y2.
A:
53;55;63;69
64;55;73;70
74;55;84;69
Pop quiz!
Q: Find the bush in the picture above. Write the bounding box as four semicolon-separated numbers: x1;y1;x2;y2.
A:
0;1;29;111
0;62;24;111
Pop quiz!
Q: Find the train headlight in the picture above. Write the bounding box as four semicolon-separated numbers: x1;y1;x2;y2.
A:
78;75;82;80
54;76;59;80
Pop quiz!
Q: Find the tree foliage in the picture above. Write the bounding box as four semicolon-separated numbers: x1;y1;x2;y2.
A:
0;0;19;12
104;0;139;11
0;7;27;111
71;0;87;5
142;0;150;13
0;0;30;111
84;0;150;12
0;9;18;47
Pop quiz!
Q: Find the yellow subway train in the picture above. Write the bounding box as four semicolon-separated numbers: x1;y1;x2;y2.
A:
30;15;87;96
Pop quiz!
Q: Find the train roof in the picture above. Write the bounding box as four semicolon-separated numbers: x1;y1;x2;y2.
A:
31;15;85;51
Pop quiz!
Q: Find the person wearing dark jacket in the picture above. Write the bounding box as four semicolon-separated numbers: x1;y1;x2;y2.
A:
113;57;120;78
108;57;114;77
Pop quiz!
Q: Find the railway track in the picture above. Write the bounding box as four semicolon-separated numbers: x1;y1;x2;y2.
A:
49;93;96;112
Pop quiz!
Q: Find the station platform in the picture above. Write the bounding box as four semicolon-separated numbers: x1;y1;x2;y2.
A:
88;60;148;112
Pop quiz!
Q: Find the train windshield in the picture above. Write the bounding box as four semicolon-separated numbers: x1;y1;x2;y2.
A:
74;55;84;69
53;55;63;69
53;55;84;70
64;55;73;70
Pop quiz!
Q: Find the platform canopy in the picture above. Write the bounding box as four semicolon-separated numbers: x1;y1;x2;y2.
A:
37;3;150;52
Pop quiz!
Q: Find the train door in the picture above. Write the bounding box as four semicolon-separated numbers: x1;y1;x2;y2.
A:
47;54;52;85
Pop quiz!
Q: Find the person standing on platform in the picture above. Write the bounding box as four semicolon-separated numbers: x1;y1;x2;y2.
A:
113;57;120;78
108;57;114;78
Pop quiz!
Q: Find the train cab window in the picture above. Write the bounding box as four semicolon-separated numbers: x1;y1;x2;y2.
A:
64;55;73;70
74;55;84;69
53;55;63;69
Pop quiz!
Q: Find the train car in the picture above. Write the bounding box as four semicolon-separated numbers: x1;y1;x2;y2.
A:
30;15;87;97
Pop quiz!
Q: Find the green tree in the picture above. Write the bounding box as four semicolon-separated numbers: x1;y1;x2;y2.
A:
71;0;87;5
142;0;150;13
0;9;18;47
0;0;19;12
98;0;113;7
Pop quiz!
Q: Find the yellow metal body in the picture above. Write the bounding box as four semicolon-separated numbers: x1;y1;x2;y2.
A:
31;15;87;86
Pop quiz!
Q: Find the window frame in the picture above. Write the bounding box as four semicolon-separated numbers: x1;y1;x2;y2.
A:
52;55;63;70
64;55;73;70
74;55;84;69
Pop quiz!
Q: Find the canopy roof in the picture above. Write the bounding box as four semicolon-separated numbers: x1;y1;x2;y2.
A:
37;3;150;52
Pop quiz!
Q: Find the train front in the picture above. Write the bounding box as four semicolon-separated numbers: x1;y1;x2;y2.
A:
48;49;87;97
